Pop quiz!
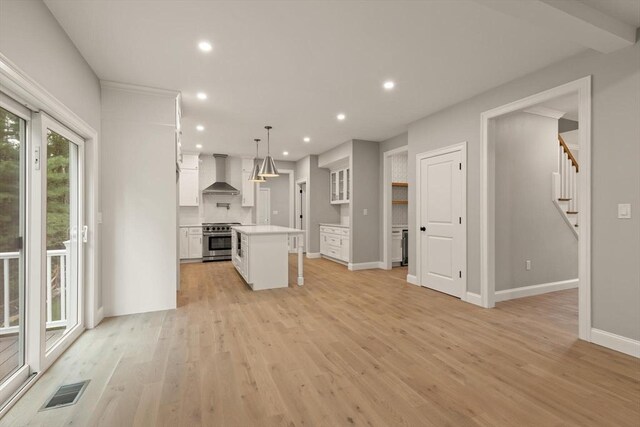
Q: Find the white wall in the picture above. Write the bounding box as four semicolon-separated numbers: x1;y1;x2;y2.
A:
259;168;293;227
408;44;640;340
101;84;178;317
0;0;103;310
495;112;578;291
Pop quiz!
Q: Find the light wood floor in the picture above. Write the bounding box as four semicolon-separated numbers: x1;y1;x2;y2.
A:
3;257;639;426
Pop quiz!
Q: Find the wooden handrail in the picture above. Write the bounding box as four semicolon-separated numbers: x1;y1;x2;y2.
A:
558;135;579;173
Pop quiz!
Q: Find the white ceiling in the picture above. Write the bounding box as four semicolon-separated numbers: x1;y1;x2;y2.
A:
43;0;597;161
579;0;640;28
535;93;580;121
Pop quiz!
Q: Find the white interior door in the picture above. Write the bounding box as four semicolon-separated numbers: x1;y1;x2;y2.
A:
418;147;465;298
257;188;271;225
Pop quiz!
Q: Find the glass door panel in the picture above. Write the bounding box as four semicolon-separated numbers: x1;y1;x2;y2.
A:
338;170;344;201
0;106;26;383
44;128;80;352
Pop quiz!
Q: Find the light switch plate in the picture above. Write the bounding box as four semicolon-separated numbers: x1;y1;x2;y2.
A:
363;208;368;216
618;203;631;219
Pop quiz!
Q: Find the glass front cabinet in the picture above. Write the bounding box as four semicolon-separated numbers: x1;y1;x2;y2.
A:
330;168;350;204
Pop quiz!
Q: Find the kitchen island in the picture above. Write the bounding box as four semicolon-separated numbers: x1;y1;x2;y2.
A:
231;225;304;290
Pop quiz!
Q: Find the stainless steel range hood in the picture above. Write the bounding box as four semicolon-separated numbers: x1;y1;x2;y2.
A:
202;154;240;195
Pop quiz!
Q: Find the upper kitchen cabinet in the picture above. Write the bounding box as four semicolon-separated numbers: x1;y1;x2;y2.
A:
330;167;350;204
241;158;255;207
179;153;200;206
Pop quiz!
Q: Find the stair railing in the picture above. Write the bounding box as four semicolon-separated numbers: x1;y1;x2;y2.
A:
558;135;579;220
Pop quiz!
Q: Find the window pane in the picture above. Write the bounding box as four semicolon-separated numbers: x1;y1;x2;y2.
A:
45;129;79;351
0;106;25;382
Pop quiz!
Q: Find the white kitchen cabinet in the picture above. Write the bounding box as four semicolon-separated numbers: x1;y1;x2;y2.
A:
320;225;350;263
330;168;350;204
179;153;200;207
179;228;189;259
180;227;202;260
179;168;199;206
241;158;255;207
181;153;199;170
392;230;402;263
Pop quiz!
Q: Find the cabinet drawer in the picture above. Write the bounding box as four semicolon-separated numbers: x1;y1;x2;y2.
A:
321;226;349;236
325;235;341;247
188;227;202;235
324;245;341;259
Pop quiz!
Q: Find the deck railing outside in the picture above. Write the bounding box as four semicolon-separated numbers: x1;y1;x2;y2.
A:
0;245;69;335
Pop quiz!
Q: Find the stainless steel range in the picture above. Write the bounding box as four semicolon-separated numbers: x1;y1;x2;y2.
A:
202;222;240;262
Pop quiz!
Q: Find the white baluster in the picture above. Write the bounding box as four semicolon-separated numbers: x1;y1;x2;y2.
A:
560;150;565;198
47;255;52;324
60;254;66;322
3;259;9;328
569;165;574;212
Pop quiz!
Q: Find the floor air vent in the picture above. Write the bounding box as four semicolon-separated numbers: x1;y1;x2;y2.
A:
40;380;90;411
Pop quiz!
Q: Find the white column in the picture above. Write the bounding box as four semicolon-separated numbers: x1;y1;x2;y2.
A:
297;234;304;286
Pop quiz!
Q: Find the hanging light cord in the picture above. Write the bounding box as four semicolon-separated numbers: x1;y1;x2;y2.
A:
265;125;272;155
254;139;260;165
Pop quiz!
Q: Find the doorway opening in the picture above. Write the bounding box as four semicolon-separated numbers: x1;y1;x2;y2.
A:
382;146;409;270
480;77;591;341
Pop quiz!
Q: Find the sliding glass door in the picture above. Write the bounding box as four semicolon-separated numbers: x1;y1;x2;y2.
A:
40;115;84;368
0;99;29;404
0;94;86;405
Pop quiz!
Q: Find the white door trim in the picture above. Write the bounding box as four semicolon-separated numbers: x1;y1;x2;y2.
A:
480;76;591;341
415;142;467;296
382;145;408;270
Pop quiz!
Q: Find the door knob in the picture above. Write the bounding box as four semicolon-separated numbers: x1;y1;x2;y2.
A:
420;226;426;231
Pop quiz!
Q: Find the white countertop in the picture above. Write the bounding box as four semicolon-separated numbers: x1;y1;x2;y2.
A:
179;224;202;228
232;225;304;235
392;224;408;229
319;223;349;228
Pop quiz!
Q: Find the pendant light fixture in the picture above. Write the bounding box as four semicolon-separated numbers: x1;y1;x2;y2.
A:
249;139;266;182
259;125;279;177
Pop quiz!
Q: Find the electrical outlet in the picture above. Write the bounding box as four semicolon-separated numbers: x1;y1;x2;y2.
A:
526;260;531;271
363;208;368;216
618;203;631;219
273;210;278;215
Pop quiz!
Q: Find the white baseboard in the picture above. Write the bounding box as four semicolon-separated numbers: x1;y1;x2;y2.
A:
348;261;382;271
494;278;578;302
591;328;640;358
463;292;483;306
406;274;418;286
94;306;104;328
306;252;321;259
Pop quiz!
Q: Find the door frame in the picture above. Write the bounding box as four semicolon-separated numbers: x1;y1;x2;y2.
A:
415;142;467;296
479;76;591;341
382;145;408;270
0;52;100;416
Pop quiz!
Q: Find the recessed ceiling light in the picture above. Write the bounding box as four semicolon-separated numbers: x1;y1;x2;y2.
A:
196;125;204;131
195;144;202;149
303;137;310;143
337;113;346;121
383;80;395;90
198;41;212;52
197;92;207;100
283;151;289;156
